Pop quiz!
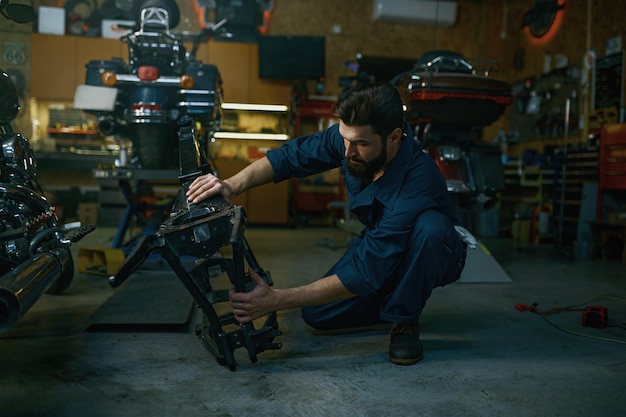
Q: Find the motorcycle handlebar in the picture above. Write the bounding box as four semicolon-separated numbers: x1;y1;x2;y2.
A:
97;117;116;136
190;18;228;57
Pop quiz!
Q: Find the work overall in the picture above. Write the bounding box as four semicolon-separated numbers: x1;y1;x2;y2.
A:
302;209;467;329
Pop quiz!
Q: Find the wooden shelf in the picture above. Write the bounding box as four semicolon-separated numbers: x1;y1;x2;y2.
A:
47;128;98;135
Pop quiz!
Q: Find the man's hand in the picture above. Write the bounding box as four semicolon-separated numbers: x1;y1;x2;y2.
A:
229;269;276;323
229;263;354;324
186;173;233;204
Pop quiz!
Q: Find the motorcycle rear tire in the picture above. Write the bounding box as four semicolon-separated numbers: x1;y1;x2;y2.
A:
46;255;74;295
132;124;177;169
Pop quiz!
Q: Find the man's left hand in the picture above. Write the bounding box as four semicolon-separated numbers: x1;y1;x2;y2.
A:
229;268;275;323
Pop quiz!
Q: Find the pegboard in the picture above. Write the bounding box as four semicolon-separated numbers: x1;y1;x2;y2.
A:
509;64;581;144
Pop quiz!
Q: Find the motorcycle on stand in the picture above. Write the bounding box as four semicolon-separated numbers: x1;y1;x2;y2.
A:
0;1;95;333
72;1;280;369
74;0;225;170
392;50;513;232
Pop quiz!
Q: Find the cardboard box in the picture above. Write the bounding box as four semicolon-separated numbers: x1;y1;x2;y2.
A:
101;19;135;39
607;209;626;224
77;247;125;276
513;219;531;242
77;202;98;225
38;7;65;35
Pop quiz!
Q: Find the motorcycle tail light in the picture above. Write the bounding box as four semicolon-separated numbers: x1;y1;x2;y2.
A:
132;103;162;111
180;74;194;89
138;66;160;81
101;71;117;87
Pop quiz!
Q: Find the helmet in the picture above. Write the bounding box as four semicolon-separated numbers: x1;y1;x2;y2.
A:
0;70;20;124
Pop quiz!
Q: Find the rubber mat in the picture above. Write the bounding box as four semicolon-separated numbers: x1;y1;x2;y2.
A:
86;265;196;332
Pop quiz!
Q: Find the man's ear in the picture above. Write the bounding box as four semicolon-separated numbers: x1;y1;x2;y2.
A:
388;127;404;144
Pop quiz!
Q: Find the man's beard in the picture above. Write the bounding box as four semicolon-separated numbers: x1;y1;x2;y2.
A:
345;143;387;185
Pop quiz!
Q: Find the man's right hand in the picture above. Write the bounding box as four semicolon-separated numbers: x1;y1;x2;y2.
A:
186;156;273;204
186;173;234;204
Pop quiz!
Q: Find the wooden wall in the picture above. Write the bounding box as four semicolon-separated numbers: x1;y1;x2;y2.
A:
492;0;626;149
166;0;626;145
255;1;624;94
4;0;625;144
0;6;34;135
261;0;493;96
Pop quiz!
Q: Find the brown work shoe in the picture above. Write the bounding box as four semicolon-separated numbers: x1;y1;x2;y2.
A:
389;321;423;365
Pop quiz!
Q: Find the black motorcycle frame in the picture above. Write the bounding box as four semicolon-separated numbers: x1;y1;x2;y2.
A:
108;116;281;370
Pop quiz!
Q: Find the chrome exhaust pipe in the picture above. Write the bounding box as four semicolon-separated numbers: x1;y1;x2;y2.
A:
0;247;71;332
97;116;127;137
97;116;116;136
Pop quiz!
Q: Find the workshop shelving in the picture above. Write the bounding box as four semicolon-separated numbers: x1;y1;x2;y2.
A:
589;123;626;265
212;103;291;160
552;146;599;246
597;123;626;221
291;96;344;226
502;160;554;244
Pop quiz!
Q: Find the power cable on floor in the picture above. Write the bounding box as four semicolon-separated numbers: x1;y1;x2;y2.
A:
515;295;626;345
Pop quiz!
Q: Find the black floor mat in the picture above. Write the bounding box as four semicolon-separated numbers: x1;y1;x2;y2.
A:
86;264;196;332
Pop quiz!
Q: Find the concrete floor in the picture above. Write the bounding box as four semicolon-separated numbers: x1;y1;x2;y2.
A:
1;226;625;417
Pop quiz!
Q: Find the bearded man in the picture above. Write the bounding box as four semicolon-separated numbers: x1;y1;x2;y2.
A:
186;82;467;365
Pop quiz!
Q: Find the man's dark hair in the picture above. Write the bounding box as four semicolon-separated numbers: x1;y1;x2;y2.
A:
334;82;404;138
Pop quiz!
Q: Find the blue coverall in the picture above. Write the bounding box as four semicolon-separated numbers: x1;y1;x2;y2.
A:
266;123;467;329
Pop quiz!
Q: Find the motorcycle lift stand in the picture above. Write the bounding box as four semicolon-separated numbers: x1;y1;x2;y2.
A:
92;167;179;250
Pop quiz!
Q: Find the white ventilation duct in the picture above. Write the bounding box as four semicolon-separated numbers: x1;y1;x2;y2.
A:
372;0;458;27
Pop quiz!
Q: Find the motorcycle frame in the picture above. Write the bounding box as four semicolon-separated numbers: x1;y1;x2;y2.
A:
108;116;281;370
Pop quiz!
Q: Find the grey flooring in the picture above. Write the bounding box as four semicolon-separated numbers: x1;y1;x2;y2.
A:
1;226;625;417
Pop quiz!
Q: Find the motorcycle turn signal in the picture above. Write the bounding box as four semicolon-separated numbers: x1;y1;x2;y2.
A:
180;74;194;89
101;71;117;87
